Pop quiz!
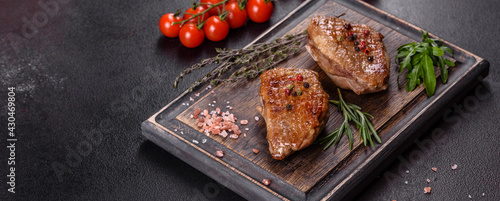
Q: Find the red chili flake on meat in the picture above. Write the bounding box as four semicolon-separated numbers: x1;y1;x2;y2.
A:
296;75;303;81
285;89;291;96
262;179;271;186
348;32;353;36
364;48;370;54
364;29;370;35
289;77;296;81
360;40;366;47
216;150;224;158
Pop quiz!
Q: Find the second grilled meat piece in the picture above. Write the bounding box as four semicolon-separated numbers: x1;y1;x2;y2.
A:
258;68;329;160
306;15;390;95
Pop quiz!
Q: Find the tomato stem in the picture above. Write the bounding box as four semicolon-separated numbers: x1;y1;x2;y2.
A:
238;0;248;10
173;9;182;18
174;0;231;26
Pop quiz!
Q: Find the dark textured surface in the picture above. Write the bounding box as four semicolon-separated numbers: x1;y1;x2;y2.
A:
0;0;498;200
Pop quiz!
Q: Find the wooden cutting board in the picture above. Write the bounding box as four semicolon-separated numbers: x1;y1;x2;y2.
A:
141;0;489;200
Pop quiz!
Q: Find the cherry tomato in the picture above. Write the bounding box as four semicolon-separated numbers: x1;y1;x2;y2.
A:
225;1;247;29
204;16;230;42
179;23;205;48
158;13;183;38
247;0;273;23
201;0;224;16
183;5;209;24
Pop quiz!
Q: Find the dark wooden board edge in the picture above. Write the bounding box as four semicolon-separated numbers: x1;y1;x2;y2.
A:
140;0;490;200
141;120;296;201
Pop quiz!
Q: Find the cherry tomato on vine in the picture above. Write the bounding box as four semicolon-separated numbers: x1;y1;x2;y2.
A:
247;0;273;23
204;15;230;42
158;13;183;38
225;0;248;29
183;5;209;24
179;23;205;48
201;0;225;16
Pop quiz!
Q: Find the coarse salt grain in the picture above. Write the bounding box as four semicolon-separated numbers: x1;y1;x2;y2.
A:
245;128;249;131
192;139;199;144
432;167;437;172
426;178;431;183
253;149;260;154
424;187;431;194
240;120;248;125
202;139;207;143
451;164;458;170
262;179;271;186
255;116;259;121
216;150;224;158
180;131;184;135
404;181;408;185
468;195;472;199
405;170;409;173
195;93;200;97
229;134;239;139
190;97;194;101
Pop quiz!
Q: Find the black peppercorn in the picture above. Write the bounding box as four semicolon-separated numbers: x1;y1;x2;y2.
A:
291;91;297;97
353;34;357;40
354;41;359;46
344;23;351;30
303;82;310;88
348;35;355;41
368;56;373;62
355;47;360;52
286;104;292;111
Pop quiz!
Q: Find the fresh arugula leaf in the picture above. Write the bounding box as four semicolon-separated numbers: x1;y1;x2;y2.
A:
395;31;455;97
421;54;436;96
432;46;444;57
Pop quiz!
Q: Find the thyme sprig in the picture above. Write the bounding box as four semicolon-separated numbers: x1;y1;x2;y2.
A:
173;30;307;91
317;89;381;150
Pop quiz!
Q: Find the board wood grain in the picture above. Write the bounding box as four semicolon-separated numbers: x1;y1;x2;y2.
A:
142;0;489;200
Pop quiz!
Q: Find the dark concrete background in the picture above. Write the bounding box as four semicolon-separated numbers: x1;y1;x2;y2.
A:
0;0;498;200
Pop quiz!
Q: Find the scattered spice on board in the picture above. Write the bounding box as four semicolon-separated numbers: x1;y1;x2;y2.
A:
253;149;260;154
432;167;437;172
262;179;271;186
216;150;224;158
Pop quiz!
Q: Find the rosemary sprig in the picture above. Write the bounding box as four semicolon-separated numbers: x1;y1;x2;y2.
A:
173;30;307;91
317;89;381;150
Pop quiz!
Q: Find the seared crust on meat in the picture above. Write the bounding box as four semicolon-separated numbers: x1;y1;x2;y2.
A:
258;68;329;160
306;15;390;95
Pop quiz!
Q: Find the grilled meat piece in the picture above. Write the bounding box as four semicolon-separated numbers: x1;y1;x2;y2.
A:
258;68;329;160
305;15;390;95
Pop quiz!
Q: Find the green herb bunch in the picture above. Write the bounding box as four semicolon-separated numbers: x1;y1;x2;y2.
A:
396;31;455;96
173;31;307;91
317;89;381;150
